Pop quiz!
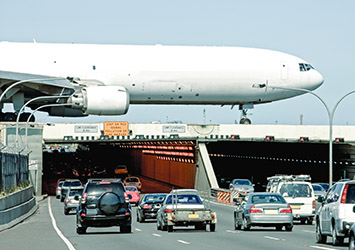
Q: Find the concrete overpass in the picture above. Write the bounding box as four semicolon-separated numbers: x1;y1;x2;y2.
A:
2;122;355;195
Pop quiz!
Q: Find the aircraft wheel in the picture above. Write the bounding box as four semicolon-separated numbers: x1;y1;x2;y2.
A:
239;118;251;124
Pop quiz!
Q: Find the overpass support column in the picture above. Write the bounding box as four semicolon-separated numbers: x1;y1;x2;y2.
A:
195;143;219;192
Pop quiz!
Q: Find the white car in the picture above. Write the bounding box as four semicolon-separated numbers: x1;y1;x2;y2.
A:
274;181;315;224
316;180;355;246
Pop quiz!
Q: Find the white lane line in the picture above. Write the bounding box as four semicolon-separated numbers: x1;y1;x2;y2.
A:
303;230;315;233
226;230;238;234
48;197;76;250
177;240;191;245
264;236;281;241
135;228;142;232
309;246;337;250
152;233;162;237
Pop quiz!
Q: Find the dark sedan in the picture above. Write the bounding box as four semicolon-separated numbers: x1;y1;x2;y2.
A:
137;193;167;222
234;192;293;231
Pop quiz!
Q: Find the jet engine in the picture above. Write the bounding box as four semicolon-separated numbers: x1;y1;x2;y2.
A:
69;86;130;115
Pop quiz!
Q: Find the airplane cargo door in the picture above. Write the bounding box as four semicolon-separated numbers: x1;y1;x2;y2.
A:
280;61;288;80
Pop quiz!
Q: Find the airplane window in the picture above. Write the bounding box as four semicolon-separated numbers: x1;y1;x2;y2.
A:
305;64;314;71
299;63;306;72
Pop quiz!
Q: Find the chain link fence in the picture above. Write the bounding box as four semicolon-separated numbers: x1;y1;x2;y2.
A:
0;152;29;192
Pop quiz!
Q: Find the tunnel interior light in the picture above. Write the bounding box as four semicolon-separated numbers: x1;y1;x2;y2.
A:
265;136;275;141
299;137;309;142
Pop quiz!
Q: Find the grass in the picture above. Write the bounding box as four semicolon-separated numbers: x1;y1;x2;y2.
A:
0;180;31;198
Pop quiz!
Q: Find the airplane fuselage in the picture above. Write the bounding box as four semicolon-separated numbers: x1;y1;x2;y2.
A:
0;42;323;106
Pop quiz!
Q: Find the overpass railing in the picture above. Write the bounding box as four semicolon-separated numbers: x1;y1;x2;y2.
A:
0;152;29;193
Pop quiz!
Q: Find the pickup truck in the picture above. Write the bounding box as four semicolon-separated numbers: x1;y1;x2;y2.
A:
156;189;217;232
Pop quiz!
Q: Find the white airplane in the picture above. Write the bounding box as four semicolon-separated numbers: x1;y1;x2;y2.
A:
0;42;323;123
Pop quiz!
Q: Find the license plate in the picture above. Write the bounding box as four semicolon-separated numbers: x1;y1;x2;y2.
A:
291;205;301;210
264;209;278;214
188;214;199;219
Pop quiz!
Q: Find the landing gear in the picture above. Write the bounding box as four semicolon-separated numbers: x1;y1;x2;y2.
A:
239;104;253;124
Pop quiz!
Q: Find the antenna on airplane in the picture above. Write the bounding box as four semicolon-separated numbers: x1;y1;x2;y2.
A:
32;38;37;43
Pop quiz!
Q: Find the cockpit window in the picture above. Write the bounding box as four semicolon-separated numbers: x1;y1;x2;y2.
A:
299;63;314;72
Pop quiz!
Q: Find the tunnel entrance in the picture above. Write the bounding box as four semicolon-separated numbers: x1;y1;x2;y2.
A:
206;141;355;191
42;140;197;195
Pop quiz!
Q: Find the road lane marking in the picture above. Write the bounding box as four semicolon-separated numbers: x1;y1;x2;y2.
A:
264;236;280;241
177;240;191;245
135;228;142;232
226;230;239;234
48;197;76;250
152;233;162;237
303;230;315;233
308;246;337;250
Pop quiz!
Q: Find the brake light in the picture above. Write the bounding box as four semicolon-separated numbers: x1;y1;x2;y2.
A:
80;213;86;217
341;184;349;204
125;212;130;216
312;200;316;210
56;188;60;191
164;209;173;213
211;214;215;219
82;192;87;203
280;205;292;213
143;205;152;209
249;205;262;213
124;193;129;203
65;199;69;204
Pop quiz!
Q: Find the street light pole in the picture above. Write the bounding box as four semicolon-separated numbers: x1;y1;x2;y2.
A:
24;102;74;148
15;95;70;146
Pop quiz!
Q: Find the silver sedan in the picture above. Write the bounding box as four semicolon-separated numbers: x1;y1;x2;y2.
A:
234;192;293;231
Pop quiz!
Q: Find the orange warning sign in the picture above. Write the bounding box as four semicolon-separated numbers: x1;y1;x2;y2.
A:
104;122;129;136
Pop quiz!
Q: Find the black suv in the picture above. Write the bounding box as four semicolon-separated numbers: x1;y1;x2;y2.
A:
76;179;132;234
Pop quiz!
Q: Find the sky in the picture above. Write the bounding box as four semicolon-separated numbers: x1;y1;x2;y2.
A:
1;0;355;125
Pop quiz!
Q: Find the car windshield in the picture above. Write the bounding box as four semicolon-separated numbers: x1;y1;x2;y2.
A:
125;186;138;192
144;194;166;202
69;189;83;196
280;183;312;198
87;183;125;199
63;181;81;187
233;179;251;185
251;194;286;204
312;185;324;191
126;178;138;182
165;194;202;204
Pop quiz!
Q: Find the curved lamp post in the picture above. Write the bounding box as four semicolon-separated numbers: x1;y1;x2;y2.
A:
24;102;74;148
253;84;355;187
15;95;71;146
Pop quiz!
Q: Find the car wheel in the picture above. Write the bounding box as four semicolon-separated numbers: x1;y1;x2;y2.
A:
275;226;283;231
306;218;313;225
167;225;173;232
137;212;139;222
121;224;132;233
64;209;69;215
285;225;293;232
242;217;250;231
331;223;344;246
349;233;355;250
210;223;216;232
234;216;240;230
76;226;87;234
315;221;327;243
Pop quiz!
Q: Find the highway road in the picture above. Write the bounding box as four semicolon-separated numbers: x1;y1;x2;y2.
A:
0;196;349;250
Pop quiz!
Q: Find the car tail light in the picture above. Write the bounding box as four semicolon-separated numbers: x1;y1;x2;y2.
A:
81;192;87;203
341;184;349;204
164;209;173;213
65;199;69;204
56;188;60;191
80;213;86;217
211;214;215;219
125;212;130;216
249;205;262;213
312;200;316;210
143;205;152;209
280;205;292;213
124;193;130;203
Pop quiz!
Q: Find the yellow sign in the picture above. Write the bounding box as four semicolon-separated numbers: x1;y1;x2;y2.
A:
104;122;129;136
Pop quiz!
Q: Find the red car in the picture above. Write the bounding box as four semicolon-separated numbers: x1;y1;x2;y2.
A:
125;186;140;206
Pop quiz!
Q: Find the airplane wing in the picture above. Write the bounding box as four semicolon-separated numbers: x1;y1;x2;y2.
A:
0;70;75;100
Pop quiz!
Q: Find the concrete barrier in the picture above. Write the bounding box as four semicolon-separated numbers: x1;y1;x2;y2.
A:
0;186;38;231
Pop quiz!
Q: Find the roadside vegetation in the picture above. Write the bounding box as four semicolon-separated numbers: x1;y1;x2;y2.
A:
0;180;31;198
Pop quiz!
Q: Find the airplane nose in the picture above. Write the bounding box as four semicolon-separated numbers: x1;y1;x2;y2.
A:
308;70;324;90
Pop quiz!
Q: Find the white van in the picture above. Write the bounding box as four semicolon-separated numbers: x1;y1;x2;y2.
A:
275;181;315;224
